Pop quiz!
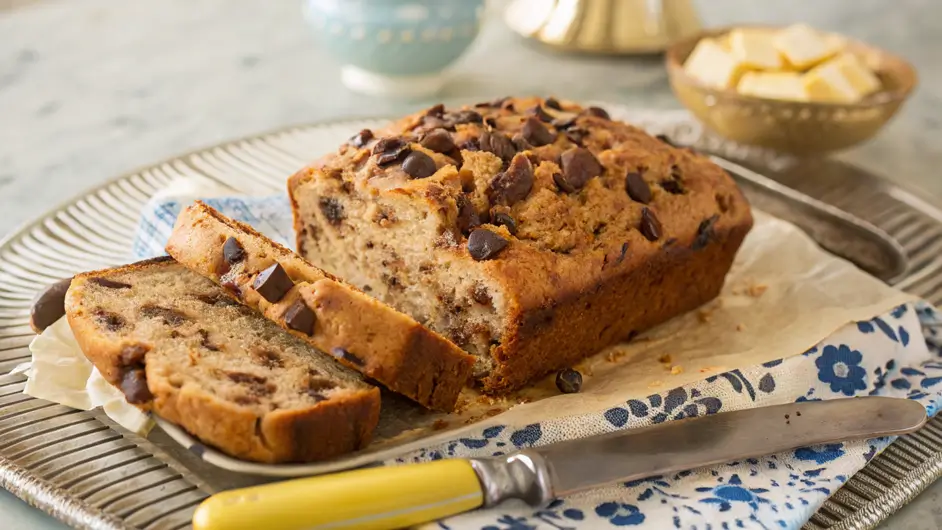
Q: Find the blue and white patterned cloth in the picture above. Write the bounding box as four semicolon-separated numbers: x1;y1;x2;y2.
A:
135;195;942;530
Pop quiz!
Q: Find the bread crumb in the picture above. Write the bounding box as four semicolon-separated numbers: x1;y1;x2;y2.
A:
648;380;664;388
658;354;673;364
670;365;684;375
747;283;768;297
699;365;724;374
736;323;746;332
486;408;504;417
606;350;627;363
697;309;713;323
432;419;449;430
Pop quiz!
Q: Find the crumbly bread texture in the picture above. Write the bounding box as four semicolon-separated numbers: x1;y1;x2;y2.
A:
64;256;380;463
165;202;474;412
288;97;754;393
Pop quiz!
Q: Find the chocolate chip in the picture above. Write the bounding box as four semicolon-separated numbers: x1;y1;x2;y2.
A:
526;105;553;123
402;151;437;179
318;197;345;224
372;137;411;165
91;278;132;289
222;237;246;266
422;115;449;131
479;130;516;162
640;207;662;242
553;116;577;130
94;309;125;331
660;179;684;195
308;378;336;392
195;292;238;307
560;147;602;191
458;138;480;151
521;116;556;147
139;304;187;326
119;343;149;367
30;277;72;332
692;215;720;251
484;117;497;129
456;194;481;235
284;299;315;335
467;229;509;261
552;172;574;193
555;368;583;393
121;369;153;404
331;347;364;367
544;97;562;110
487;153;533;206
198;329;220;351
615;242;629;264
584;106;610;119
655;134;676;147
492;212;518;235
349;129;374;148
420;128;455;153
449;110;483;125
426;103;445;117
254;349;284;369
511;133;532;151
564;127;589;146
253;263;294;303
624;172;651;204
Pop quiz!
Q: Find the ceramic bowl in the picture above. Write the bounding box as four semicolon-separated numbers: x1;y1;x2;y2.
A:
304;0;486;98
665;26;917;155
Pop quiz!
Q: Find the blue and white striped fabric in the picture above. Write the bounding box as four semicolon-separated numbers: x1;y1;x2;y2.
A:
133;195;942;530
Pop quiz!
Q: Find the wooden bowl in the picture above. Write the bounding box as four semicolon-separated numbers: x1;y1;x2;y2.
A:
665;26;917;155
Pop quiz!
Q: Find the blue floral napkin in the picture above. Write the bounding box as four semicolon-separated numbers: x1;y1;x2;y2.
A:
134;195;942;530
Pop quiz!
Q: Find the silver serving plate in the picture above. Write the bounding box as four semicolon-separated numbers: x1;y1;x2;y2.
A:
0;108;941;530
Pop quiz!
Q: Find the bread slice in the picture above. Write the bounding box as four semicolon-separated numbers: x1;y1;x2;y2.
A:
165;202;474;412
65;256;380;464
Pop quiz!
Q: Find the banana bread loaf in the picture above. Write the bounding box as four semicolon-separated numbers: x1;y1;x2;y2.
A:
65;256;381;463
288;97;753;393
166;202;474;411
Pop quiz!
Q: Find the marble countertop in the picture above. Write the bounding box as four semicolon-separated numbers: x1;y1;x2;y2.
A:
1;0;941;528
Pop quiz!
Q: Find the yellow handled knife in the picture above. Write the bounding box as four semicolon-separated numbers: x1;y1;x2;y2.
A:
192;396;926;530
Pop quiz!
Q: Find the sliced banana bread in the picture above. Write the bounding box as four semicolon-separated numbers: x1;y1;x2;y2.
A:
288;97;754;393
65;256;381;464
165;202;475;412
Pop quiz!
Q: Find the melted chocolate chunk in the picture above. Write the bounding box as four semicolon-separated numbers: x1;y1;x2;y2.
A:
479;130;516;162
223;237;246;265
544;97;562;110
559;147;603;191
564;127;589;146
692;215;720;251
492;212;518;235
331;347;364;367
487;153;533;206
584;106;610;119
349;129;374;148
254;349;284;369
94;309;125;332
639;207;663;242
121;369;153;404
521;116;556;147
420;128;455;153
284;299;316;335
456;194;481;235
195;292;238;307
448;109;483;125
471;283;492;305
253;263;294;303
624;172;651;204
402;151;437;179
30;277;72;332
318;197;345;225
119;343;149;367
467;229;509;261
227;371;274;396
91;278;132;289
139;304;187;326
198;329;221;351
372;137;411;165
526;105;554;123
659;179;685;195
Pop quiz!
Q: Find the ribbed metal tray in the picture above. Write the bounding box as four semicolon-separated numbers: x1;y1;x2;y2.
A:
1;109;940;530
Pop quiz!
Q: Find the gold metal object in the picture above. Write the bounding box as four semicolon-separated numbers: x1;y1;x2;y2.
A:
504;0;702;54
665;26;918;155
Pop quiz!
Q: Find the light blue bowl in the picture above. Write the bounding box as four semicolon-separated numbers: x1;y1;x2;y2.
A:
304;0;485;97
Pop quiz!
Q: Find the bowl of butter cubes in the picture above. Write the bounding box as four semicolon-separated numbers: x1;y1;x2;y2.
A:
666;24;916;155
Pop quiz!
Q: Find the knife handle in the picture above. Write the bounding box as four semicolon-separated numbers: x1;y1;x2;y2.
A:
192;459;484;530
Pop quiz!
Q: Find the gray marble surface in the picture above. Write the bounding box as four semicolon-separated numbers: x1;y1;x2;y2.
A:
1;0;941;528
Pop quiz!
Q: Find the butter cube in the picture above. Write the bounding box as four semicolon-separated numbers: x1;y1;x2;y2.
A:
729;29;783;70
737;72;808;101
831;53;882;97
802;59;860;103
683;38;749;89
774;24;839;70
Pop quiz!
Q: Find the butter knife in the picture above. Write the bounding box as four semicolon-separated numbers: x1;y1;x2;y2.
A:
192;397;926;530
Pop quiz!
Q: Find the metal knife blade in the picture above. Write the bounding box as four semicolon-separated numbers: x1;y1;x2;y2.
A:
531;397;925;497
